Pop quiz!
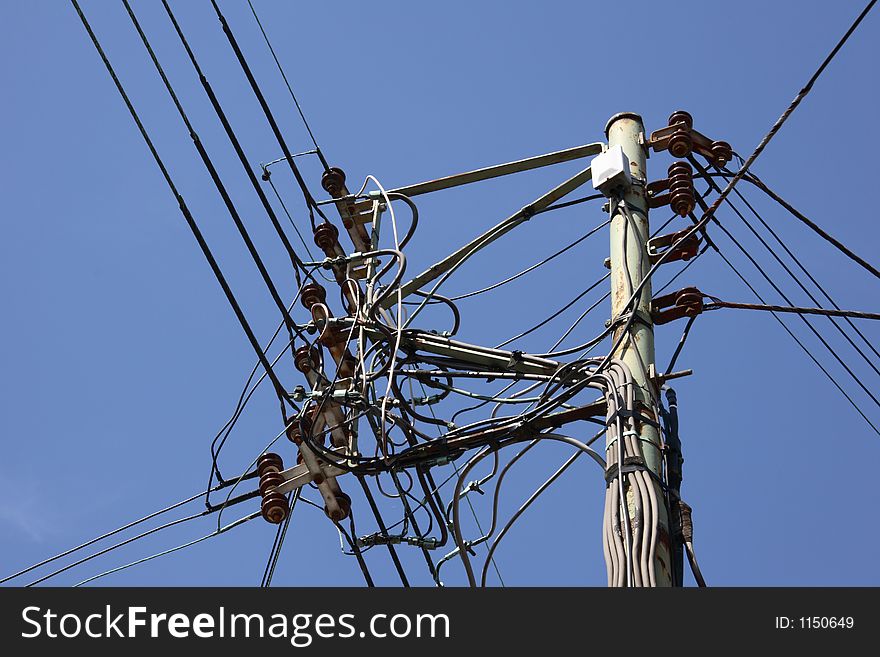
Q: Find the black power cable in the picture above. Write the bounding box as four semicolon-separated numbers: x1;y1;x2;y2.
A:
696;0;877;237
711;241;880;436
208;0;329;228
261;489;301;587
356;475;410;587
720;166;880;365
161;0;316;288
121;1;306;348
628;0;878;319
690;190;880;414
692;157;880;379
334;516;375;587
740;167;880;280
70;0;291;404
245;0;330;171
705;299;880;321
665;316;696;375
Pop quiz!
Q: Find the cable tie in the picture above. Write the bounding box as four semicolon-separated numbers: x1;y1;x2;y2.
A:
604;461;669;492
605;462;646;484
506;350;523;368
607;408;662;430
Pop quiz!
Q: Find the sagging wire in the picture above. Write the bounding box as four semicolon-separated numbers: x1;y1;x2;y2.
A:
261;488;302;587
480;426;606;586
450;432;606;587
0;475;257;585
244;0;330;170
69;0;295;407
74;511;261;588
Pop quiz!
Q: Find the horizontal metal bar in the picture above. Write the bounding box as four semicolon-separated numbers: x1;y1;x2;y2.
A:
411;333;561;377
385;398;609;471
658;368;693;383
388;142;604;198
336;318;562;376
399;369;556;382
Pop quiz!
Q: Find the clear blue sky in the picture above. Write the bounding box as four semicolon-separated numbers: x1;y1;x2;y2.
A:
1;0;878;586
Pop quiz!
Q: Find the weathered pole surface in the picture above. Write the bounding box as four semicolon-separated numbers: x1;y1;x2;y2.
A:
606;112;672;586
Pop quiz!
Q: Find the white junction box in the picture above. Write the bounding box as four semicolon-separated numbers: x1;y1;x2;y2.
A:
590;144;631;195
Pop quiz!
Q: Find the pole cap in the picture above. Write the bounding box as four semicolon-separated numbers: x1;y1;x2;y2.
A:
604;112;644;138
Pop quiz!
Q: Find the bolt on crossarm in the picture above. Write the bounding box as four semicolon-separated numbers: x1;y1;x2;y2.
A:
605;113;672;586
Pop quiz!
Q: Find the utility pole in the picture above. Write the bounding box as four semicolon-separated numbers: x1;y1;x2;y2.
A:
606;112;672;586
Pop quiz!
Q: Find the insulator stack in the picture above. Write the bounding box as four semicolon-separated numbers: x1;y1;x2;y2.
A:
293;345;319;375
710;140;732;167
313;221;341;258
328;491;352;522
649;110;732;172
667;110;693;158
258;452;283;474
285;414;313;446
667;161;695;217
300;285;357;379
300;283;327;310
320;167;346;198
257;452;288;524
286;421;302;446
312;219;359;315
285;412;325;481
668;110;693;130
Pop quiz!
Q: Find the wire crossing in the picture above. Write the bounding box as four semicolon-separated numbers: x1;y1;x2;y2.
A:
11;0;873;589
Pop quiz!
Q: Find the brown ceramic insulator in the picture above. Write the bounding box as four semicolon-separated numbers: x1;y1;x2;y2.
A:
313;222;340;256
668;110;693;130
667;129;693;159
675;288;704;317
325;491;352;521
257;452;284;477
668;194;694;219
293;345;317;374
303;415;319;443
300;283;327;310
320;167;346;197
667;161;695;217
259;471;285;497
669;193;694;218
710;140;732;167
286;423;302;444
286;413;314;444
261;492;289;524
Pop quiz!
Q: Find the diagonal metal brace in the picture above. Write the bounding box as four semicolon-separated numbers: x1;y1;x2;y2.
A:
385;165;596;308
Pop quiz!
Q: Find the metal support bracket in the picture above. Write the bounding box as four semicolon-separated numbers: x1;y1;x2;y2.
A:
651;287;704;325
